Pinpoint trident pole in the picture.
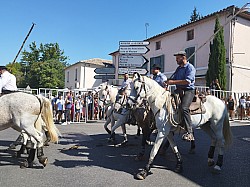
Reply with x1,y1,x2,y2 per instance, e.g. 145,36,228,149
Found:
12,23,36,63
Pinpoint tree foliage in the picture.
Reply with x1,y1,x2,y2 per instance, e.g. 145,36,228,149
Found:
190,7,202,22
206,16,227,90
8,42,68,89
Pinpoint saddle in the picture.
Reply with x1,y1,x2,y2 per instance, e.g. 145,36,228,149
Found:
189,94,206,115
172,93,206,116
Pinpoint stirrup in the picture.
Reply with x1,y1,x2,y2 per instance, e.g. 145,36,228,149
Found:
182,133,195,141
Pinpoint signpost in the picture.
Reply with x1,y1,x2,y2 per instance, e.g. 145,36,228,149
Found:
119,41,149,46
119,55,148,67
94,66,115,81
94,74,115,79
118,68,148,75
118,40,150,76
94,67,115,74
119,46,149,54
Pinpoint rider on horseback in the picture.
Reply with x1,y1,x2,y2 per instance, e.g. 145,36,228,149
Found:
119,73,132,95
0,65,18,95
151,64,168,89
166,51,196,141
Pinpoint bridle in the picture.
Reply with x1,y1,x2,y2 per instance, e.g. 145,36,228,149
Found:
128,78,147,105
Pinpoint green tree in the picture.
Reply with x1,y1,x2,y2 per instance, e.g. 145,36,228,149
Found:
19,42,68,88
206,16,227,90
190,7,202,22
6,62,25,87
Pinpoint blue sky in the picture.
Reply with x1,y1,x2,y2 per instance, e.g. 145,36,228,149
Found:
0,0,248,66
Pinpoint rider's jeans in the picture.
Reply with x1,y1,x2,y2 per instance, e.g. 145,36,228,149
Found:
180,89,195,133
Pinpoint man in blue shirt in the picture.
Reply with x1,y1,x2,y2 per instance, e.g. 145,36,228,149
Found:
166,51,196,141
152,64,168,89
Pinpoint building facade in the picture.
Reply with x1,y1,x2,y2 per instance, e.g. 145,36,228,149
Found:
64,58,112,90
110,6,250,92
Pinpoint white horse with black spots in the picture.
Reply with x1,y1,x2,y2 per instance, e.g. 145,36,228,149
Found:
128,73,232,180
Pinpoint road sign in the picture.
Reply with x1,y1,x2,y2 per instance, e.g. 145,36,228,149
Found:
119,46,149,54
119,41,150,46
94,67,115,74
94,74,115,79
119,55,148,67
118,68,148,75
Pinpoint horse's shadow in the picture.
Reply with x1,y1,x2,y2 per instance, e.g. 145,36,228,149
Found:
0,140,22,166
53,133,177,176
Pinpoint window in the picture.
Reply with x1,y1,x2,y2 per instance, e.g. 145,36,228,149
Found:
185,47,196,66
150,55,165,72
75,68,78,81
187,29,194,41
155,41,161,50
67,71,69,82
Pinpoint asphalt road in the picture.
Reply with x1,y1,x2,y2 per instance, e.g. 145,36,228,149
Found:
0,120,250,187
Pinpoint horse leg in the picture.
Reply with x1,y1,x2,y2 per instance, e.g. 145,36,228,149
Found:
136,126,141,137
212,123,225,173
166,132,183,173
9,133,23,150
121,123,128,145
136,130,166,180
37,147,48,167
135,125,150,161
104,111,112,134
200,122,217,167
189,131,196,154
20,148,36,168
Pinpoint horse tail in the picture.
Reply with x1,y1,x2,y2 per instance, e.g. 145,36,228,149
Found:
39,96,60,143
223,110,233,148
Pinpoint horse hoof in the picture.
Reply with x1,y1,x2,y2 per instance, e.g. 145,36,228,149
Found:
136,169,147,180
39,157,48,167
211,165,221,174
20,160,32,169
188,148,195,154
174,163,183,173
208,158,215,167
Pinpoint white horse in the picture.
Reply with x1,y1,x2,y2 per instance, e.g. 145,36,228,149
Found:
128,73,233,179
0,92,60,168
95,83,139,145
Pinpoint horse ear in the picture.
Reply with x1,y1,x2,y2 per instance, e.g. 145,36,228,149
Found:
133,72,141,81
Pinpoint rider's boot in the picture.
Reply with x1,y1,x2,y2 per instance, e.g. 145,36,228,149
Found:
182,123,195,141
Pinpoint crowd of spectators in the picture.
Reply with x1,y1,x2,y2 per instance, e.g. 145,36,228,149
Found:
51,90,104,125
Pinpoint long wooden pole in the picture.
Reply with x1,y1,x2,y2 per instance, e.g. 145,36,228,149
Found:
12,23,36,63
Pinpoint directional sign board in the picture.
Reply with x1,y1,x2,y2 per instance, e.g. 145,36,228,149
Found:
118,68,148,75
94,67,115,74
119,55,148,67
94,74,115,79
119,41,150,46
119,46,149,54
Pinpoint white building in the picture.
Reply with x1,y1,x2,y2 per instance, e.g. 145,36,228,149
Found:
110,5,250,92
64,58,112,89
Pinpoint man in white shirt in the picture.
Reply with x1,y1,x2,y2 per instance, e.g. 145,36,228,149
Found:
0,66,18,94
119,73,132,95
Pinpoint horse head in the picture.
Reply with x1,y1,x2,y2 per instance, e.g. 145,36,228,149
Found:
114,93,127,113
128,73,147,106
